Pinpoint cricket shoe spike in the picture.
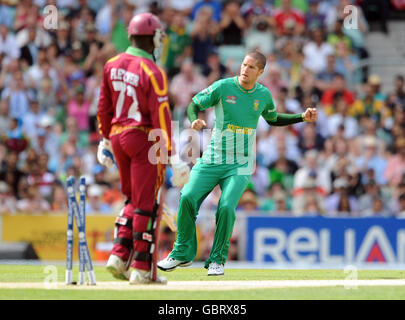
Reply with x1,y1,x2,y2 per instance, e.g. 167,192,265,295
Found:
207,262,224,276
129,269,167,284
157,256,192,272
106,254,130,280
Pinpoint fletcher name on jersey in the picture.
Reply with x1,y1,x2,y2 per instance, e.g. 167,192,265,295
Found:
97,45,172,153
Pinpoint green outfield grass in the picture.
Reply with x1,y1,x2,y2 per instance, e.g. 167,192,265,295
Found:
0,265,404,300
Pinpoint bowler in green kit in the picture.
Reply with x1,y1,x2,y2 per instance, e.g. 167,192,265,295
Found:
158,51,317,276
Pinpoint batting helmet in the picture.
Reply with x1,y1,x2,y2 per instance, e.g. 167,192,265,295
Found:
128,12,164,49
128,12,163,36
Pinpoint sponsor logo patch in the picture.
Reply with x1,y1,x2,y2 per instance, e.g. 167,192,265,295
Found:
226,96,237,104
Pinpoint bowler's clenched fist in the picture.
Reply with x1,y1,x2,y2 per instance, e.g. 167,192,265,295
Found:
303,108,317,122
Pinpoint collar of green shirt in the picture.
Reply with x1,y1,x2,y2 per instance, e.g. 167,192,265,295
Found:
234,76,258,94
125,46,154,61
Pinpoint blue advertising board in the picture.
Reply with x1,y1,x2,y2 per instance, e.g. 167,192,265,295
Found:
246,217,405,263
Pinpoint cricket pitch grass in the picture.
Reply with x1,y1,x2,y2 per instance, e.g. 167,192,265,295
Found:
0,265,405,300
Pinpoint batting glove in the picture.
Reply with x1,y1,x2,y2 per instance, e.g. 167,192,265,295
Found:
97,138,115,168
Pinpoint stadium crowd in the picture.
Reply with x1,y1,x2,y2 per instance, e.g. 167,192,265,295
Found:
0,0,404,225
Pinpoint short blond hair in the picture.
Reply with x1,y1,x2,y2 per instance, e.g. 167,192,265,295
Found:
246,50,266,70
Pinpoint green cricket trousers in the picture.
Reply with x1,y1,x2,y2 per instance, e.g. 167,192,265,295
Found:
169,161,250,268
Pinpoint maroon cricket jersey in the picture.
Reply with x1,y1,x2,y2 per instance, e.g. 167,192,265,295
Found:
97,46,172,153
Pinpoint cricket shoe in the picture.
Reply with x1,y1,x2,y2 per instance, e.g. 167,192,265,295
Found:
207,262,224,276
157,256,192,272
129,269,167,285
106,254,130,280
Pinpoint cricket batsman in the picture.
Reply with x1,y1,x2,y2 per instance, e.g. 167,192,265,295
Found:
158,51,317,276
97,12,189,284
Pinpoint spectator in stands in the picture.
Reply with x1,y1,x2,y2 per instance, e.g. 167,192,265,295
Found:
355,135,387,185
325,177,358,216
260,182,291,213
387,104,405,149
191,0,222,22
297,122,325,154
26,159,55,200
0,180,16,214
286,48,305,91
294,69,322,107
303,27,334,75
314,53,338,93
0,2,13,30
326,137,356,180
102,174,125,213
16,185,50,213
294,149,331,194
93,164,111,189
80,24,103,63
358,180,388,216
397,194,405,218
368,74,387,102
54,20,72,56
1,71,33,122
390,75,405,108
273,0,305,36
247,165,268,201
95,0,117,37
109,2,133,53
275,87,302,114
161,12,192,78
166,0,195,16
245,17,275,57
67,85,91,132
305,0,325,31
85,184,111,214
169,59,207,111
237,189,259,213
50,183,68,212
16,20,52,51
190,5,219,67
327,18,352,51
321,73,355,115
277,40,298,79
268,142,299,191
0,22,20,67
384,137,405,187
271,190,290,215
327,94,359,139
334,40,360,86
22,99,43,140
292,177,326,216
261,64,288,101
0,100,8,137
218,0,246,46
241,0,274,29
258,126,301,167
201,49,229,85
350,83,388,122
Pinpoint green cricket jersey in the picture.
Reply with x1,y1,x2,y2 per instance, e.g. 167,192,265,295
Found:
192,76,277,171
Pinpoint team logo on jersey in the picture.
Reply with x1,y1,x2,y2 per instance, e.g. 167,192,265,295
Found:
253,100,259,111
226,96,237,104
